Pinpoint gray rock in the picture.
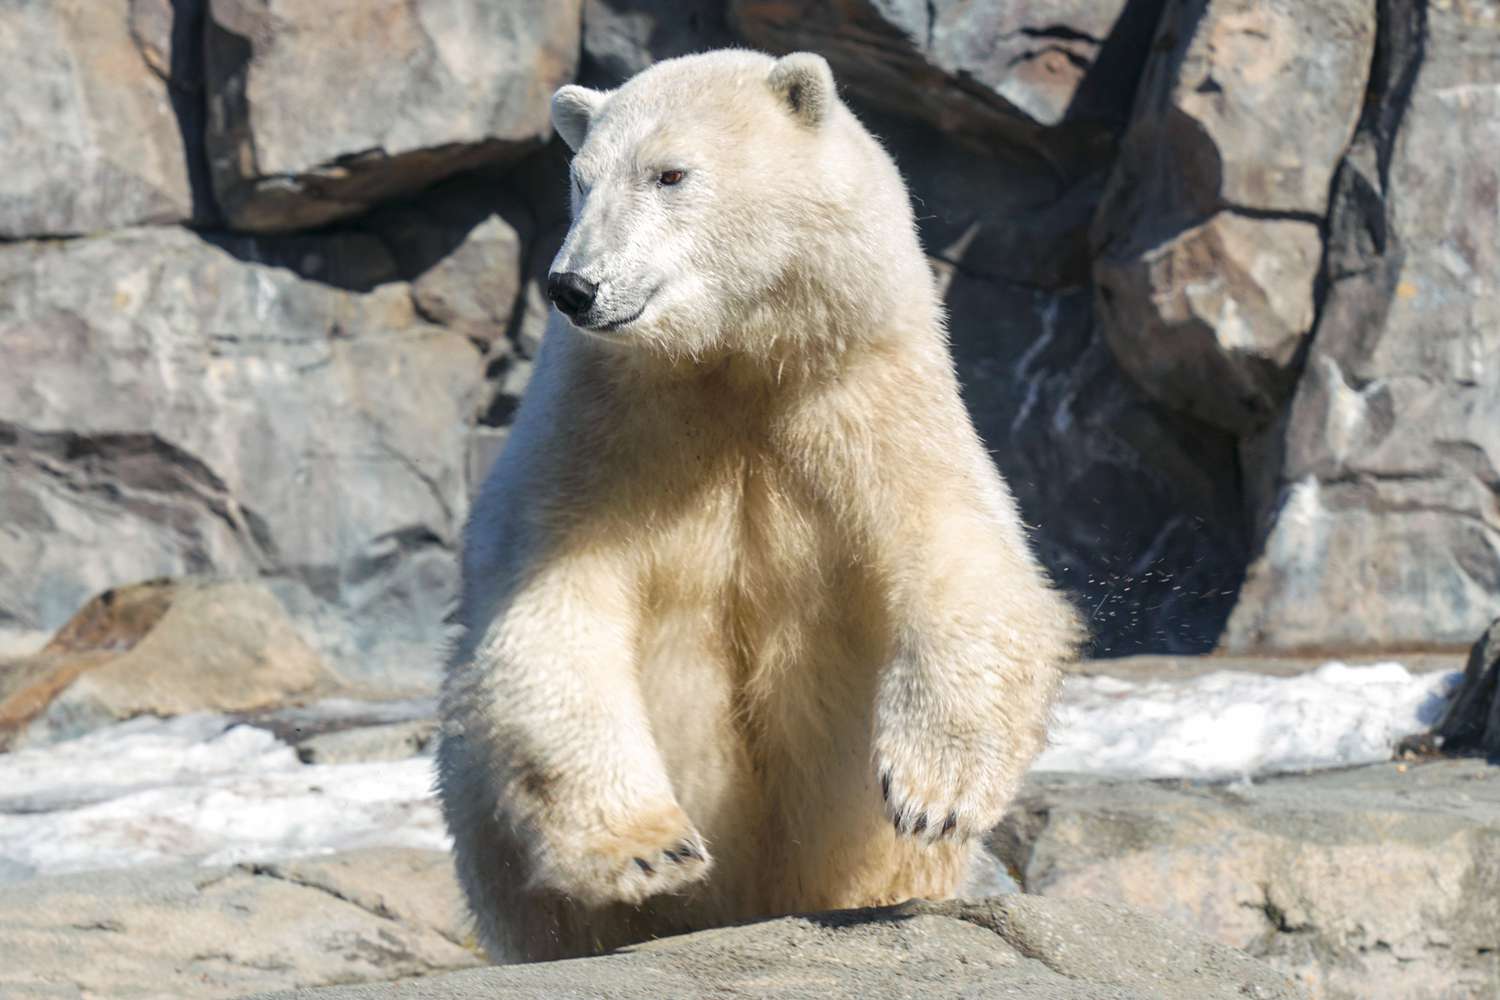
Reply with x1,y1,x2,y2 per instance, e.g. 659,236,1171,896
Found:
295,720,438,765
730,0,1164,170
0,0,205,237
247,895,1302,1000
203,0,582,231
0,227,484,688
0,849,480,1000
995,760,1500,1000
1223,0,1500,652
1436,618,1500,756
1091,0,1377,432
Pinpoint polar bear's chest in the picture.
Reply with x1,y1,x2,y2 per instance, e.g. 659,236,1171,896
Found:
637,450,877,679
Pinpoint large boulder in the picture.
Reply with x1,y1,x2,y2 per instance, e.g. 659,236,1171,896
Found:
995,760,1500,999
1223,0,1500,652
203,0,582,231
0,226,484,688
0,849,480,1000
1091,0,1377,433
0,0,206,237
247,895,1302,1000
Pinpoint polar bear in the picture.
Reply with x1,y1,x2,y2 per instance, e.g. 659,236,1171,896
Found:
436,49,1081,963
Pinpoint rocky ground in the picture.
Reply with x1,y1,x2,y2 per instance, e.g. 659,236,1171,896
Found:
2,634,1495,999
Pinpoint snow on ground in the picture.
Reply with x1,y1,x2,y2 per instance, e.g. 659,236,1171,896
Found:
1037,661,1461,780
0,714,446,883
0,662,1461,882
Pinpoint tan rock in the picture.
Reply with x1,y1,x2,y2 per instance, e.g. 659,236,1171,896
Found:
2,579,340,748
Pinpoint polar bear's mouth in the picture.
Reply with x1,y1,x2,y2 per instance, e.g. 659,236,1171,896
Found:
586,287,659,334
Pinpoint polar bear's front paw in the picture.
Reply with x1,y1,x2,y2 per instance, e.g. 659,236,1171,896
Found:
873,713,1022,844
531,802,712,907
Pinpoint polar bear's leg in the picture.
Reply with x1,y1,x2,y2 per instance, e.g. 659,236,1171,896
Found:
440,549,713,922
868,491,1075,844
634,609,761,921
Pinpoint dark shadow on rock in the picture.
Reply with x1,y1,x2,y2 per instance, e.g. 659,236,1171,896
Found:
580,0,742,89
164,0,219,225
1064,0,1170,134
942,265,1247,656
193,228,402,293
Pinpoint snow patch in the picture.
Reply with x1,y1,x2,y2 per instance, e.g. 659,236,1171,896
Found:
0,711,445,883
1037,661,1460,780
0,664,1462,881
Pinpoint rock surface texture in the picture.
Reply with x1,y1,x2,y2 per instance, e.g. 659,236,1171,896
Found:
1092,0,1377,433
995,760,1500,1000
0,849,481,1000
0,1,205,237
2,0,1496,671
244,895,1302,1000
1223,0,1500,652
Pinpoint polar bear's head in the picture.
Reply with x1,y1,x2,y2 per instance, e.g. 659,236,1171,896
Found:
545,50,927,362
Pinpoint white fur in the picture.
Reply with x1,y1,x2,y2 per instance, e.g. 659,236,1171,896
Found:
437,50,1082,963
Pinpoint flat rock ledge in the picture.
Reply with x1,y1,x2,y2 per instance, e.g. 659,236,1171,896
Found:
248,895,1303,1000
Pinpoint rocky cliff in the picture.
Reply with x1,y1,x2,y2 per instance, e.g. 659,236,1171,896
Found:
3,0,1494,685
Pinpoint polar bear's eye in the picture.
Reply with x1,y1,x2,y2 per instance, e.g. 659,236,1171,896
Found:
657,170,686,187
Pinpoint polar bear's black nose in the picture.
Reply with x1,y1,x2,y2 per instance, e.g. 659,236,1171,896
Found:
546,272,597,319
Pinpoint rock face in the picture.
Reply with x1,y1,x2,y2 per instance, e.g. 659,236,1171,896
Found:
246,895,1302,1000
0,579,338,749
0,0,204,237
0,849,480,1000
995,760,1500,1000
1,0,1495,670
1223,0,1500,652
0,227,483,686
1092,0,1377,433
203,0,581,231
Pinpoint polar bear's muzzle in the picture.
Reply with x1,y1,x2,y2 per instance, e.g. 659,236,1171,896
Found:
546,271,597,321
547,269,659,334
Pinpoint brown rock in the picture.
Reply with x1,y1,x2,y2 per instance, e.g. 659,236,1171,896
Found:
1,579,339,748
730,0,1161,168
0,226,484,688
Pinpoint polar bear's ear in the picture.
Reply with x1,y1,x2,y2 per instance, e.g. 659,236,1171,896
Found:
552,85,606,152
767,53,836,128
